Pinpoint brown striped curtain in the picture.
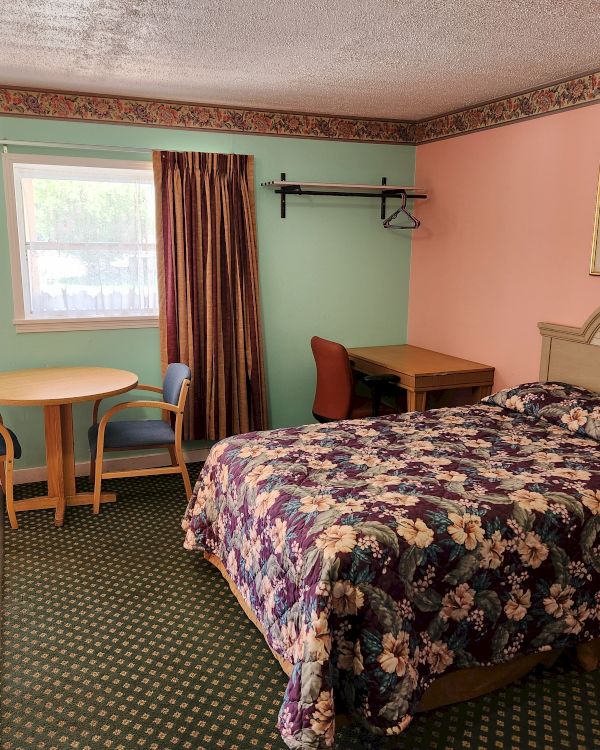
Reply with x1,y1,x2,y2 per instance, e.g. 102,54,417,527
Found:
153,151,269,440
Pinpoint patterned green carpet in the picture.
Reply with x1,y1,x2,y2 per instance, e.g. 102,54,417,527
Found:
1,464,599,750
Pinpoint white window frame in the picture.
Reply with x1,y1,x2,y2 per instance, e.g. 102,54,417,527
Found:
3,153,159,333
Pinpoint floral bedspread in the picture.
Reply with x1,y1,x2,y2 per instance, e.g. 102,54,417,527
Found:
183,388,600,749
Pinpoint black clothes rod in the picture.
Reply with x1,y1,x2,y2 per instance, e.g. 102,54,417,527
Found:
262,174,427,220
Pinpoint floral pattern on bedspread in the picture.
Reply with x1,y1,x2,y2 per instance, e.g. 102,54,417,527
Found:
182,403,600,749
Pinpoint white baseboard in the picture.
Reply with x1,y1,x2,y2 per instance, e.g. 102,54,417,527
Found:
13,448,210,485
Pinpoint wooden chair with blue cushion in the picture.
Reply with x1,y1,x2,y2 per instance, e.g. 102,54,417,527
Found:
88,363,193,513
0,414,21,529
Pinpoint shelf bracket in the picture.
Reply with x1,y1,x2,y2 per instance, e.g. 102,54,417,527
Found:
280,172,286,219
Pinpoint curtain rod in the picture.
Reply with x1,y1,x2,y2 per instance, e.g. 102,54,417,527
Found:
0,139,152,154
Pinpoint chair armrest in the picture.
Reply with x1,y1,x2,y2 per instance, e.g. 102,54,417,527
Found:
100,400,178,424
351,365,399,387
0,423,15,461
135,383,163,394
363,374,399,384
358,374,400,418
92,384,164,425
92,398,103,426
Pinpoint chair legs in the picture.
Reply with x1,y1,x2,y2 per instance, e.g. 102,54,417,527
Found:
92,446,104,514
174,442,193,499
90,444,192,513
1,457,18,530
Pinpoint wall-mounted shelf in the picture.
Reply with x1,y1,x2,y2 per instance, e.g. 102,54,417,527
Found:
262,173,427,221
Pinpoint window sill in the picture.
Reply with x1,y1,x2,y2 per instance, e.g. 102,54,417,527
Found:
14,316,159,333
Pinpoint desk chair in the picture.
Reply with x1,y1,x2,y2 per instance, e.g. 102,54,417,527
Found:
88,363,193,513
0,414,21,529
311,336,399,422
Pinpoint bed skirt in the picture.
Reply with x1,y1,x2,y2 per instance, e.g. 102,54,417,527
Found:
204,551,600,715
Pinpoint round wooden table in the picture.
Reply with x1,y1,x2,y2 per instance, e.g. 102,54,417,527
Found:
0,367,138,527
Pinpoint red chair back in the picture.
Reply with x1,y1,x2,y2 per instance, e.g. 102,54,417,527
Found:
311,336,354,421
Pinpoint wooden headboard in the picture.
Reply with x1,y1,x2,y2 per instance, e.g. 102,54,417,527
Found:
539,307,600,393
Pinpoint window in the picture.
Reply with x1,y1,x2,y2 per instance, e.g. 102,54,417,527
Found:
4,154,158,332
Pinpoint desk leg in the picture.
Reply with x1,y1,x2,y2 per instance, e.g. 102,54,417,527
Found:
473,385,492,402
407,391,427,412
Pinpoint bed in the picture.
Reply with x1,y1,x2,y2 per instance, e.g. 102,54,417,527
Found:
183,310,600,750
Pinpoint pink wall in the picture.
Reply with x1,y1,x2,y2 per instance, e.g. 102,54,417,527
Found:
409,104,600,391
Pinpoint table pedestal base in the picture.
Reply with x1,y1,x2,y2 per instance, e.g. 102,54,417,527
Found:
14,403,120,527
13,493,117,526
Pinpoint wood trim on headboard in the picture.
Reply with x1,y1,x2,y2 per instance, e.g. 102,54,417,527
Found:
539,307,600,345
539,307,600,391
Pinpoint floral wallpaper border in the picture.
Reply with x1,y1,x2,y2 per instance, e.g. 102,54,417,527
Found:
0,87,414,144
0,71,598,145
415,71,600,143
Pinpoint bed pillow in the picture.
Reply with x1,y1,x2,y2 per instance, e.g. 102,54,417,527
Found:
483,381,600,441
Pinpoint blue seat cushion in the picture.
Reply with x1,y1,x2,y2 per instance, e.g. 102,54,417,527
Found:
88,420,176,455
0,428,22,460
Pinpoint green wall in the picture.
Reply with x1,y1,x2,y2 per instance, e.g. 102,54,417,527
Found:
0,117,415,469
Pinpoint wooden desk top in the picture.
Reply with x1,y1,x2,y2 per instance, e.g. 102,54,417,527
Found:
348,345,494,377
0,367,138,406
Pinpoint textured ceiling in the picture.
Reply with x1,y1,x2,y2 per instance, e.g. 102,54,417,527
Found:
0,0,599,120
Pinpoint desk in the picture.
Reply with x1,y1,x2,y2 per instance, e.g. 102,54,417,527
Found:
347,345,494,412
0,367,138,527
